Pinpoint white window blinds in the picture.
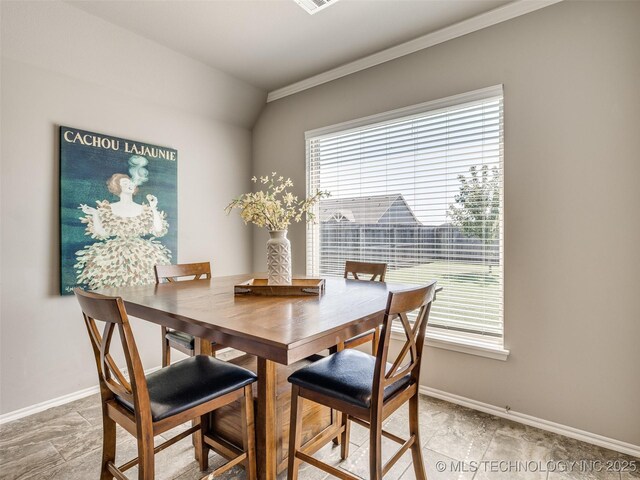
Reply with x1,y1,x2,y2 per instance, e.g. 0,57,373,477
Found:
306,86,504,340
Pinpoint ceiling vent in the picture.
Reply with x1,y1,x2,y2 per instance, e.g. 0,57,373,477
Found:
294,0,341,15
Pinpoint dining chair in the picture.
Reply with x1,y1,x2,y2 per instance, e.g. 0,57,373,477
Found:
339,261,388,354
74,288,257,480
286,281,437,480
154,262,222,366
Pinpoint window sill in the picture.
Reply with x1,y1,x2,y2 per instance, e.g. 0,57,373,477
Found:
390,328,510,361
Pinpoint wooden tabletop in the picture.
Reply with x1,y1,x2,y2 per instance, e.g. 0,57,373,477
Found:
98,273,416,365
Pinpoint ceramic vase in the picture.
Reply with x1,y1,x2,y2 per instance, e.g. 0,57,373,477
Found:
267,230,292,285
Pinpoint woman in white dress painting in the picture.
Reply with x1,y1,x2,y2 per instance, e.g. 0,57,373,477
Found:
74,155,172,290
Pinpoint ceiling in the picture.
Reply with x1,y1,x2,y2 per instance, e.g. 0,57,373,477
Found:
68,0,512,92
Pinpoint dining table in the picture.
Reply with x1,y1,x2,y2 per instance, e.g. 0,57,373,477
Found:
98,273,427,480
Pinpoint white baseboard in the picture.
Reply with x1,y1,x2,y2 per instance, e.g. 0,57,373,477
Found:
0,366,161,425
420,386,640,458
0,384,101,425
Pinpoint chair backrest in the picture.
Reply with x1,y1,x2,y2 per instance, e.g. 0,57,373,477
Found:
74,289,150,413
371,281,437,411
343,261,387,282
154,262,211,284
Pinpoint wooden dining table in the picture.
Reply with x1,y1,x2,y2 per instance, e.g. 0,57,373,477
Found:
98,273,421,480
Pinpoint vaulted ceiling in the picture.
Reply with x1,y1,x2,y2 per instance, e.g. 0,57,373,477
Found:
67,0,511,92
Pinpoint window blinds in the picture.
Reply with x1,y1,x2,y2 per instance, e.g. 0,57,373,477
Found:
306,86,504,340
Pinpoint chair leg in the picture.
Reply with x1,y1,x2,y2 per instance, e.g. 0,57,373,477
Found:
332,409,343,446
241,385,257,480
196,414,209,471
340,413,350,460
161,326,170,367
100,414,116,480
287,385,304,480
137,431,155,480
331,341,344,446
409,394,427,480
369,416,383,480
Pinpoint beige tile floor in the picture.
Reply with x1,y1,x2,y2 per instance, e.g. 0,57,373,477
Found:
0,392,637,480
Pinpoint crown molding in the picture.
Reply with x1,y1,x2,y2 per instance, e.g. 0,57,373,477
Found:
267,0,563,102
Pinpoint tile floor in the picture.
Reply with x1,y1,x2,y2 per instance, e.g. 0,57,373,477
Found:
0,392,637,480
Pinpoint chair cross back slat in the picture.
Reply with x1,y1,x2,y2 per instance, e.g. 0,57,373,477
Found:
373,282,436,406
155,262,211,283
101,321,134,400
84,317,128,392
76,290,141,403
383,310,423,386
343,261,387,283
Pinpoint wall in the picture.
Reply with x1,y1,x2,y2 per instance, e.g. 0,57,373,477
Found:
252,1,640,445
0,1,265,414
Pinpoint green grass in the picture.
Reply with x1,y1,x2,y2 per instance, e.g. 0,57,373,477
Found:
385,261,503,335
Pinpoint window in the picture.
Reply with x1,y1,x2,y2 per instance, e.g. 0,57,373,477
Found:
306,86,506,356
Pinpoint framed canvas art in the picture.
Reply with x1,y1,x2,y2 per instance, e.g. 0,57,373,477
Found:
60,126,178,295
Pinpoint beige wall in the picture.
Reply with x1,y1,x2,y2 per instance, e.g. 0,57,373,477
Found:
252,1,640,445
0,1,265,414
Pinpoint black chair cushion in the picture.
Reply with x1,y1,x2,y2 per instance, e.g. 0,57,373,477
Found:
166,330,195,350
288,349,411,409
117,355,257,421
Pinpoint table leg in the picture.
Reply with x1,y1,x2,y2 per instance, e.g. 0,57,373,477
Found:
257,358,277,480
193,337,214,462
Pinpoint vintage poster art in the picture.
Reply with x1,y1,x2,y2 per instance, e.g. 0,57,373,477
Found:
60,126,178,295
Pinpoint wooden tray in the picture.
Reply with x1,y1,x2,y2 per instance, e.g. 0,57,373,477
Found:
234,278,325,296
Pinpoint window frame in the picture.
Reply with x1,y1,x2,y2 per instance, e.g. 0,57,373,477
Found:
305,85,509,361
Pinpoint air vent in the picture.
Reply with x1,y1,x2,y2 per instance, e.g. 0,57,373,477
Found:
294,0,340,15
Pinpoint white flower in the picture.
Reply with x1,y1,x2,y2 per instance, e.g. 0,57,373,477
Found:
225,172,330,231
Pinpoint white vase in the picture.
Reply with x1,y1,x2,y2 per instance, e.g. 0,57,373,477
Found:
266,230,292,285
